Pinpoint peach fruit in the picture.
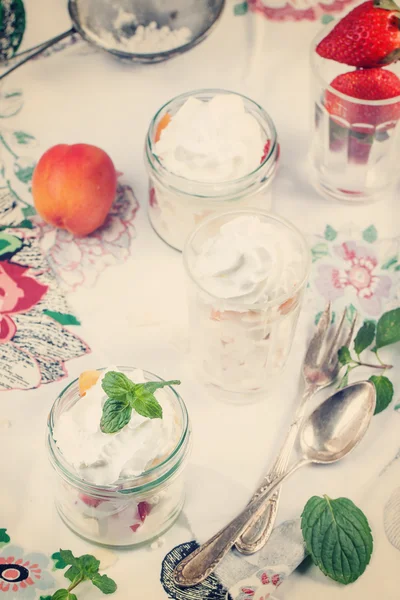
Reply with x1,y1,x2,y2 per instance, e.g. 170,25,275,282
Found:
79,370,100,397
155,113,171,142
32,143,117,236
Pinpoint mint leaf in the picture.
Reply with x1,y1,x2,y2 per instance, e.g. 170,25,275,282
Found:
91,573,118,594
132,387,163,419
354,320,376,356
78,554,100,577
369,375,394,414
338,346,352,366
139,380,181,395
64,566,81,583
59,550,78,567
301,495,373,584
102,371,135,398
100,398,132,434
52,591,77,600
375,308,400,349
43,311,81,326
51,551,67,570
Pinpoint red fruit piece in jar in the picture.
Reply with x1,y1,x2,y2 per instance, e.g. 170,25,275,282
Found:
325,68,400,129
79,493,103,508
130,523,141,533
138,501,151,522
316,0,400,68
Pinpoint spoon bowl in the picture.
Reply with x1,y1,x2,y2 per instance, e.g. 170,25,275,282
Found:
301,381,376,463
173,381,376,588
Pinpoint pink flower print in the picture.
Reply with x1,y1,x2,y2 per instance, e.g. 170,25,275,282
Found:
315,241,391,316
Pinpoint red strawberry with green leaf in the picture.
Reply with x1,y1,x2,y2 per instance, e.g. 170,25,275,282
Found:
316,0,400,68
325,68,400,128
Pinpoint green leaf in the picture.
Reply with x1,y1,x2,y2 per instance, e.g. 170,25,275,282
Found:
369,375,394,415
51,551,67,570
64,566,81,583
14,158,35,184
78,554,100,578
0,90,23,118
375,308,400,349
301,495,373,585
131,389,163,420
324,225,337,241
0,232,22,256
311,242,329,262
234,1,248,15
321,13,335,23
59,549,78,567
338,366,350,389
40,596,53,600
101,371,135,398
345,304,357,323
338,346,352,366
139,380,181,395
52,590,77,600
381,256,398,270
362,225,377,243
0,529,10,544
22,205,36,217
100,398,132,434
43,310,81,326
13,131,35,145
91,573,118,594
354,321,376,356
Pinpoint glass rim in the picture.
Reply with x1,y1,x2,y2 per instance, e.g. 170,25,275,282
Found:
146,88,278,188
310,27,400,107
47,366,190,494
182,208,311,311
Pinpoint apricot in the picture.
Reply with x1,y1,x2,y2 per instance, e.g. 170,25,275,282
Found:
79,370,100,397
155,112,171,142
32,143,117,236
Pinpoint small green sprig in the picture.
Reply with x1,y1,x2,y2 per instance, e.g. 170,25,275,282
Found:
301,495,373,585
338,308,400,414
100,371,181,434
51,549,117,599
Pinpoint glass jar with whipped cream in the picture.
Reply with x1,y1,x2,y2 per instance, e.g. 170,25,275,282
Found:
145,89,279,251
47,367,191,547
183,210,311,398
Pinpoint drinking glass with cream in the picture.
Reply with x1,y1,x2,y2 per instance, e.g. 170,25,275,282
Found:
183,210,311,398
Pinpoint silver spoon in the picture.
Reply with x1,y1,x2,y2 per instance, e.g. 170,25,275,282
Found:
173,381,376,588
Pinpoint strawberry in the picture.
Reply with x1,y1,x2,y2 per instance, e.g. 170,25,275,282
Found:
325,68,400,128
137,501,151,522
316,0,400,68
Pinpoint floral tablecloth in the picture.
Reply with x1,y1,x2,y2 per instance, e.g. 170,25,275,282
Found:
1,1,399,599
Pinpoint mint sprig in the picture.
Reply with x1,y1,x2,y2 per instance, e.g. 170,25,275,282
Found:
301,495,373,585
337,308,398,414
100,371,180,434
51,549,117,599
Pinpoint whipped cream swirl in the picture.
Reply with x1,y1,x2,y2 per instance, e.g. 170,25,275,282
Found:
53,368,178,486
192,216,301,304
155,95,265,182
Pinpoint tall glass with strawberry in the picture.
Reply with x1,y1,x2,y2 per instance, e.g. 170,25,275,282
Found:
310,0,400,203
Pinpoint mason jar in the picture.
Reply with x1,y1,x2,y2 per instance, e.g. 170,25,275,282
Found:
47,367,191,547
145,89,279,251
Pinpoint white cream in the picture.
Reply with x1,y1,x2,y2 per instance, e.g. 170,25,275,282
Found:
192,216,301,304
53,368,178,486
155,95,265,182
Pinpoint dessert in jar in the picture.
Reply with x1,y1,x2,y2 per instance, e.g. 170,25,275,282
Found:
145,89,279,251
183,210,311,397
47,367,190,547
